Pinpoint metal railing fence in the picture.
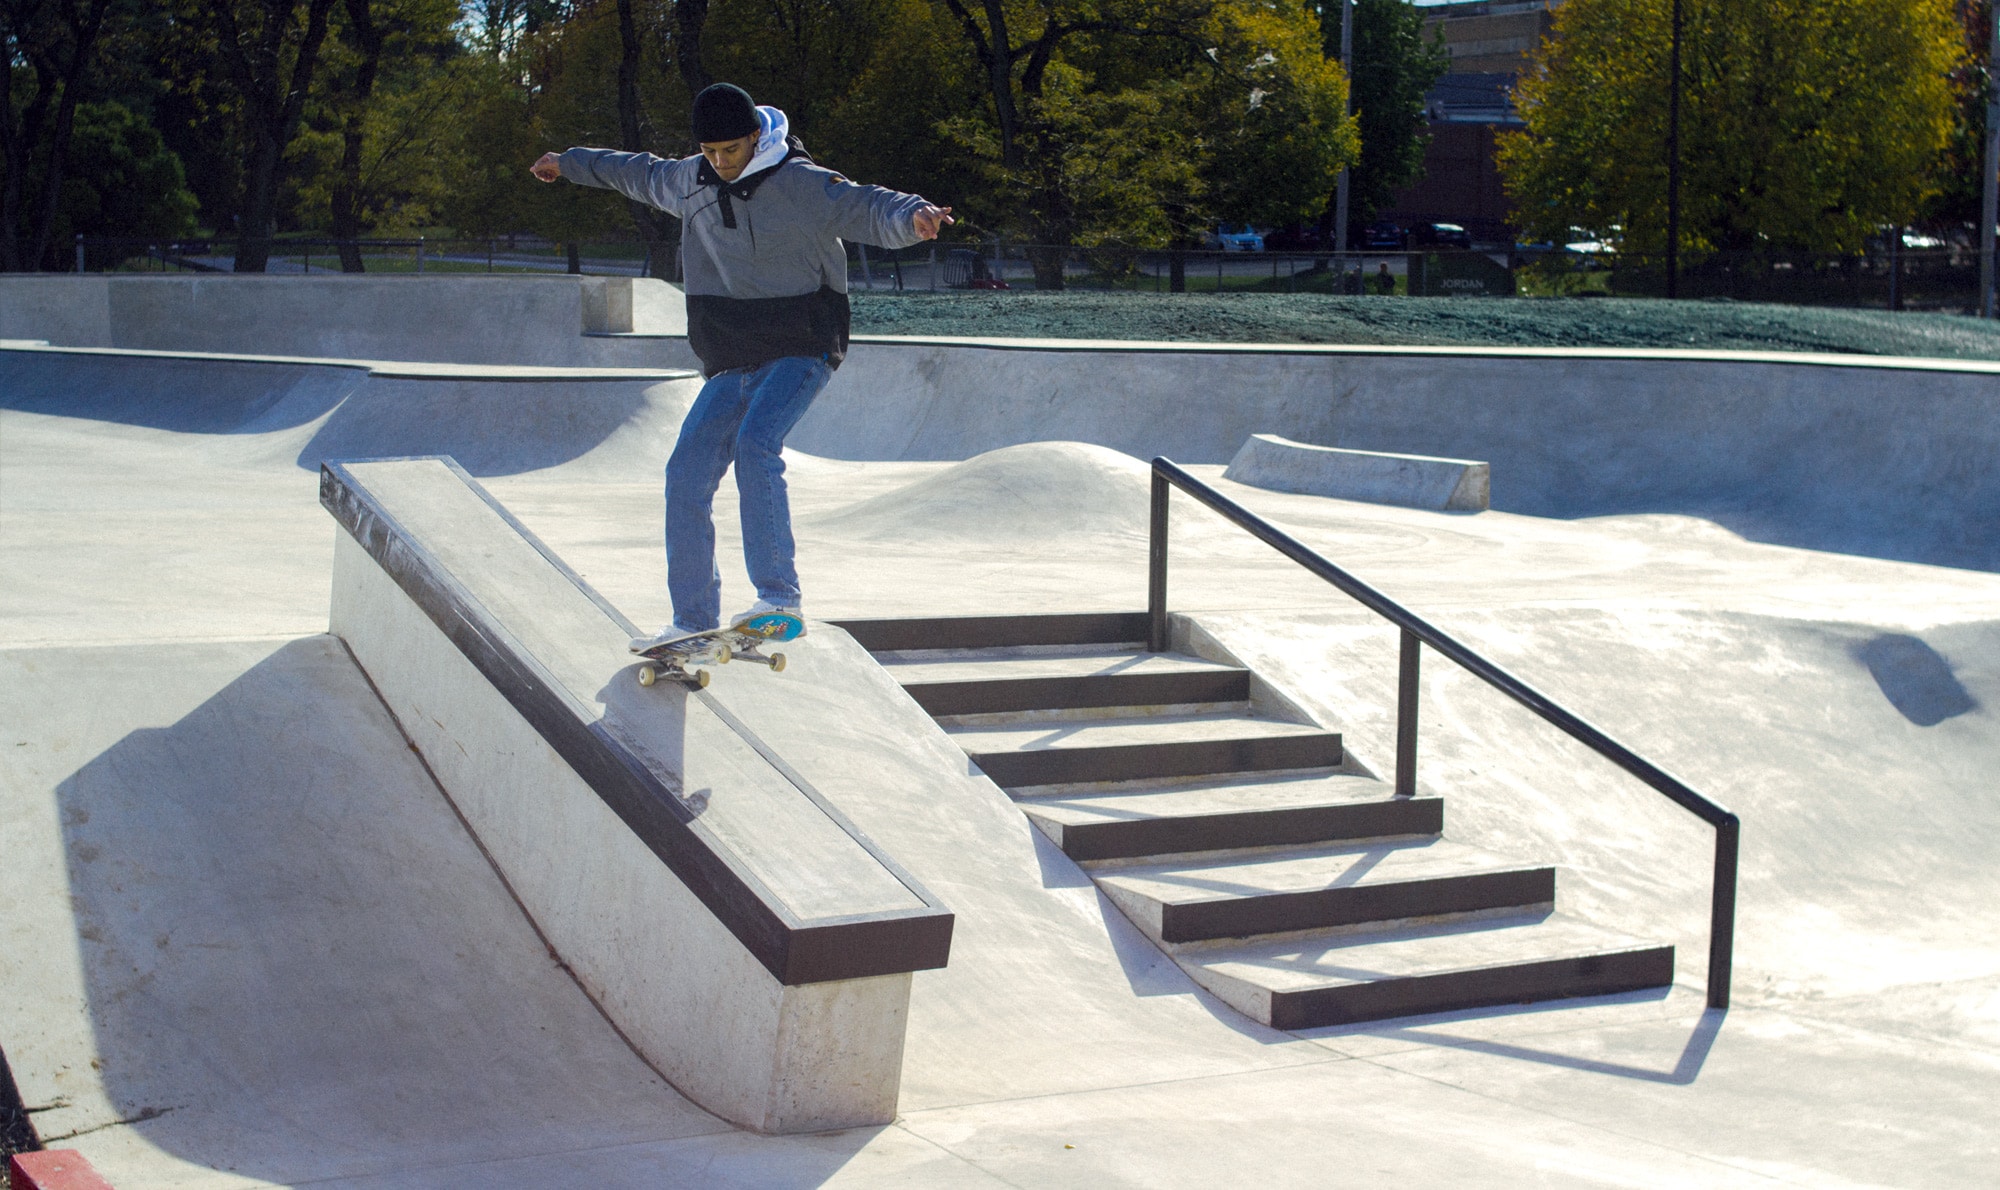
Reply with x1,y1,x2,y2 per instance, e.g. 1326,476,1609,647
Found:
69,234,1981,312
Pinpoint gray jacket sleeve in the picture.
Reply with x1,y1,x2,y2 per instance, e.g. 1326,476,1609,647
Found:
810,168,931,248
557,148,690,216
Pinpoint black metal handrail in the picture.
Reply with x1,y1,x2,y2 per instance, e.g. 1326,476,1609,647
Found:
1147,456,1738,1010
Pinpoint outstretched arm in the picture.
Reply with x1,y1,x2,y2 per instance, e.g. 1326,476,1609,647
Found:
817,169,955,249
529,148,690,216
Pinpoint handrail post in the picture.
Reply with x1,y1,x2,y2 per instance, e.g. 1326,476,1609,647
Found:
1396,629,1420,797
1148,466,1170,652
1708,816,1739,1009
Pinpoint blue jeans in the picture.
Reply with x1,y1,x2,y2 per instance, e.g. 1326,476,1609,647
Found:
665,354,833,633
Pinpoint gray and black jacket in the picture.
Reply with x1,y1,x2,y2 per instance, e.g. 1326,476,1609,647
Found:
559,126,931,376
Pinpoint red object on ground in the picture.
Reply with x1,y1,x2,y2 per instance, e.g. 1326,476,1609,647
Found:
8,1151,116,1190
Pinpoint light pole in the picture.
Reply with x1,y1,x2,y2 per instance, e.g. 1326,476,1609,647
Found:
1666,0,1682,299
1333,0,1354,271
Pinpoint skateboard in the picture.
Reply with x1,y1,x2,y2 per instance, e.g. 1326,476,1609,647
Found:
632,612,804,688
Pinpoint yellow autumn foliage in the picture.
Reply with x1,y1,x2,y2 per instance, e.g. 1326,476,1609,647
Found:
1498,0,1965,255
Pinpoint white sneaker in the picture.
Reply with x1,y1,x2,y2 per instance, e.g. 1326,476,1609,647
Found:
730,600,806,640
630,624,707,654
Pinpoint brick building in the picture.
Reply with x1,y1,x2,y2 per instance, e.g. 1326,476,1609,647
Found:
1376,0,1559,245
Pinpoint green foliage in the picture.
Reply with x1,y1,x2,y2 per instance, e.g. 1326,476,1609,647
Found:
1920,0,1988,227
37,0,1358,258
44,100,199,244
927,0,1356,263
1500,0,1965,255
1335,0,1448,225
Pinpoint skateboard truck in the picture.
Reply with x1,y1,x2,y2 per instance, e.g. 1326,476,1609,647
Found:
632,613,800,688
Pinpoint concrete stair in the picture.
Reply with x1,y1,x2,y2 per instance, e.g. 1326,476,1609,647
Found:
835,613,1675,1028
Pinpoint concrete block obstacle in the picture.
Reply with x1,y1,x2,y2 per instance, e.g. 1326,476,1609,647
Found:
320,456,952,1133
1223,432,1491,511
0,275,696,369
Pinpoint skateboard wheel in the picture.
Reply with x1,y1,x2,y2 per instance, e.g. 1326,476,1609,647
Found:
694,668,711,689
716,644,733,664
638,665,657,687
769,653,786,673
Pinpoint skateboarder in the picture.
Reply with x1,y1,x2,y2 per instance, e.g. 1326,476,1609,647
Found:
530,82,952,662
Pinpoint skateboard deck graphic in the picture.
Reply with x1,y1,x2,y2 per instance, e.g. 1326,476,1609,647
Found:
632,612,803,688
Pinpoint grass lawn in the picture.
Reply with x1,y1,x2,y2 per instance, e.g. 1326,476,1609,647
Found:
849,290,2000,360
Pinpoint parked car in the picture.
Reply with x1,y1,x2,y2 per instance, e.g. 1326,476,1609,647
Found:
1351,220,1407,251
1209,223,1265,252
1408,222,1473,249
1263,224,1325,252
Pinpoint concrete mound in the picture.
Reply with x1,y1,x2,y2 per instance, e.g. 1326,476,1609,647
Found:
804,441,1156,541
294,374,700,478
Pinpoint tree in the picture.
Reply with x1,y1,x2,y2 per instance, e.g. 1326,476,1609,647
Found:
1921,0,1989,228
615,0,679,277
1328,0,1446,233
1499,0,1965,257
188,0,340,271
928,0,1356,287
50,100,199,263
1,0,114,270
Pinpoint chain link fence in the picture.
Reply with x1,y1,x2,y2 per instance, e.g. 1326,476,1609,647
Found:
70,235,1983,314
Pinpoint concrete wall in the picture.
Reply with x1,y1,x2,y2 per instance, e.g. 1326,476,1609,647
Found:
809,338,2000,570
0,275,695,369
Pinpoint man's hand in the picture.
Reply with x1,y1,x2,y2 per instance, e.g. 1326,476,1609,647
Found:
530,152,563,182
913,204,954,240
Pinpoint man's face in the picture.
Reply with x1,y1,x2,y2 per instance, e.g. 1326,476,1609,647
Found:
700,135,757,182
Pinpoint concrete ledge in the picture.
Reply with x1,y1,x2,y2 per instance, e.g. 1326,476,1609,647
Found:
1223,433,1490,511
321,456,951,1132
8,1151,116,1190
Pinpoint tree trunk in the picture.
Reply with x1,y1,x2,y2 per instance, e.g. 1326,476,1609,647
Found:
1026,244,1066,290
26,0,110,270
618,0,677,281
0,35,31,272
331,0,383,273
219,0,338,273
0,0,110,271
674,0,711,96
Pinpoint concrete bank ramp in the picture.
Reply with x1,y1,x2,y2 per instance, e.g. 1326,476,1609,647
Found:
0,637,731,1184
0,345,700,478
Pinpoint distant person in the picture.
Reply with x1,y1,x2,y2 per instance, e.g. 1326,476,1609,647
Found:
530,83,952,659
1373,262,1396,296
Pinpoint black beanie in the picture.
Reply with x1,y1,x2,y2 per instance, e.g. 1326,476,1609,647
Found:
691,84,758,143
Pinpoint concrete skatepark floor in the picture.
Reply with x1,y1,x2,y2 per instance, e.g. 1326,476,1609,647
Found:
4,344,2000,1186
850,291,2000,359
